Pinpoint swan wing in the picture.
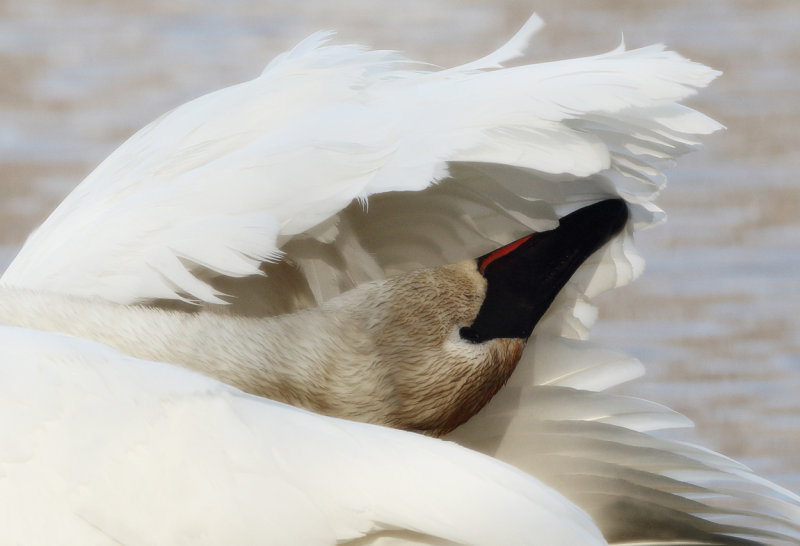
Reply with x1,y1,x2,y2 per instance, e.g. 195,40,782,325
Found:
1,14,720,310
448,336,800,544
0,324,606,546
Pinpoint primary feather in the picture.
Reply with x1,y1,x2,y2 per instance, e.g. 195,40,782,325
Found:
1,14,720,309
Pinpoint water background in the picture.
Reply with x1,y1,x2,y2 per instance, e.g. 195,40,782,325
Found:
1,1,798,492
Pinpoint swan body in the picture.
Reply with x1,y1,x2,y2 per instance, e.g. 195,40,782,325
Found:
3,13,800,545
0,325,605,546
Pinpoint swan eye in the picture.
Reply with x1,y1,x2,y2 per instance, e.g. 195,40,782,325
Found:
459,326,484,344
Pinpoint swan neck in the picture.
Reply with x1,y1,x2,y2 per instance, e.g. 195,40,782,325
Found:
0,286,392,425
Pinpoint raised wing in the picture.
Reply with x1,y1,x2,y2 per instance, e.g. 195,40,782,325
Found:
1,14,720,311
0,325,605,546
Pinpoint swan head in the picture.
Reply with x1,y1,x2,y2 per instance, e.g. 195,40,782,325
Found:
0,199,628,438
355,198,629,435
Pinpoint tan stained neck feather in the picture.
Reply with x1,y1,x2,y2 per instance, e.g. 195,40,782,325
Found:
0,261,524,436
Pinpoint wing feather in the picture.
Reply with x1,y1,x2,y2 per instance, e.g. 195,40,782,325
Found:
447,337,800,544
2,14,720,308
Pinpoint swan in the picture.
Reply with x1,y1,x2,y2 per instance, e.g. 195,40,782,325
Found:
2,13,799,544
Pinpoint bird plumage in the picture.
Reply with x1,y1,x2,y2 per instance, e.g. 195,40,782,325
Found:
2,13,798,545
0,325,605,546
2,14,719,309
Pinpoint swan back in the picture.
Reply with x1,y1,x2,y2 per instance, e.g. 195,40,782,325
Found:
0,325,606,546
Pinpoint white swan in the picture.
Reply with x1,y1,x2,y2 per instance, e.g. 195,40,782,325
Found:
2,14,799,545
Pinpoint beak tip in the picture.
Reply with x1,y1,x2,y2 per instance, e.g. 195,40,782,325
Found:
590,198,629,231
605,198,630,227
465,197,631,343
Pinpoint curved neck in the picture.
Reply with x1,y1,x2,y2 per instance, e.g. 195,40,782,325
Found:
1,263,525,438
0,286,394,425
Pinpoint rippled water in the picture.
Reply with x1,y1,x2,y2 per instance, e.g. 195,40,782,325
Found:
1,1,798,492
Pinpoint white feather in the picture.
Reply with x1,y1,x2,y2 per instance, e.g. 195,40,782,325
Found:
0,325,605,546
3,13,798,545
2,14,721,308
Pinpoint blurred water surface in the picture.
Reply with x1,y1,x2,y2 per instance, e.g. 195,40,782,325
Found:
1,1,798,492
